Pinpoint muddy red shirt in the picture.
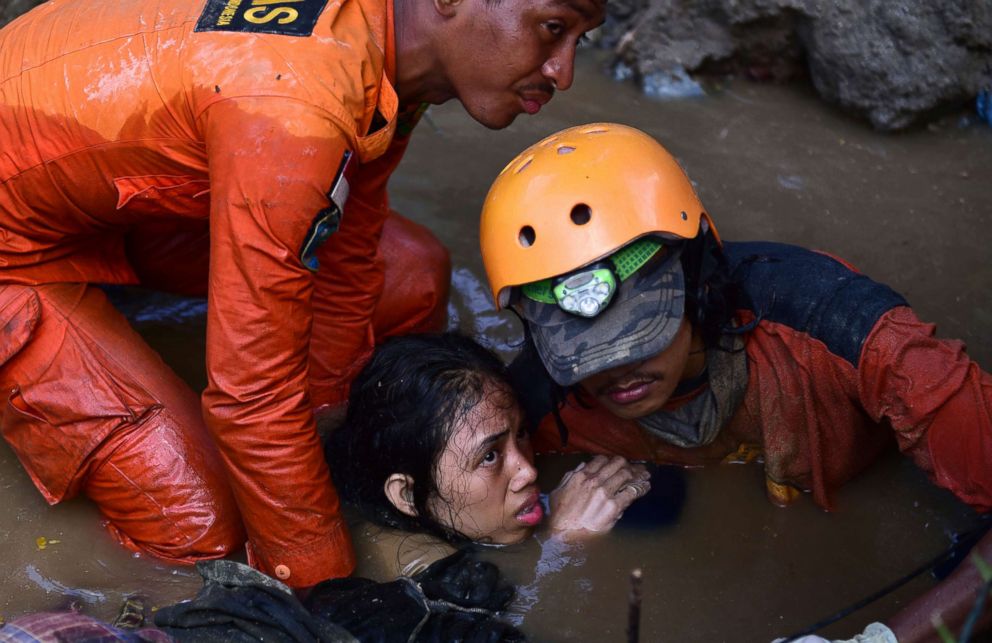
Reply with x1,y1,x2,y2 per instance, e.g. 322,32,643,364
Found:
525,242,992,512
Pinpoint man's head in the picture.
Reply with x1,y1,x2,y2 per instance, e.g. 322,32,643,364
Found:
480,123,725,418
413,0,606,129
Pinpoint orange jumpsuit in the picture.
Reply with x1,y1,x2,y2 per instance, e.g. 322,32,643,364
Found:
0,0,449,587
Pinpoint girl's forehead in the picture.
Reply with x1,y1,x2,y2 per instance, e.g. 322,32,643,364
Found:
446,387,521,447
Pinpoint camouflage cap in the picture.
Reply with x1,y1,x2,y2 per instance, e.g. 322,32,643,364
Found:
517,247,686,386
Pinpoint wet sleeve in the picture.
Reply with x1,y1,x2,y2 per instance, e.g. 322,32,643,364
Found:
307,132,413,409
858,306,992,512
199,96,356,586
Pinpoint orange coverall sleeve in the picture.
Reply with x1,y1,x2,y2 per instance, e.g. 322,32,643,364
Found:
199,96,356,587
308,131,414,408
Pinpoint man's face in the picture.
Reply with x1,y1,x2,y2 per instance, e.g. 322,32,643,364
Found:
440,0,606,129
577,318,695,420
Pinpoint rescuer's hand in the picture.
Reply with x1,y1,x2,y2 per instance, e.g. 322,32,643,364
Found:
547,455,650,538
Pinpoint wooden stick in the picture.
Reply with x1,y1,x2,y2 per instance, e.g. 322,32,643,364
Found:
627,568,643,643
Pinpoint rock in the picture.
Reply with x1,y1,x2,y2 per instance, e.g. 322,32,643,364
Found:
604,0,807,86
799,1,992,130
601,0,992,131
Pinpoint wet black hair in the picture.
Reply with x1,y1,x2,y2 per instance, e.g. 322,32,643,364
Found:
509,222,748,444
679,220,746,350
325,332,515,543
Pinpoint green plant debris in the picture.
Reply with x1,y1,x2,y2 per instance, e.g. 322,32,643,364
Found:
971,553,992,584
931,613,958,643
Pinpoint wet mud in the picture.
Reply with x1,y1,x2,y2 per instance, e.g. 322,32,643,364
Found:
2,50,991,640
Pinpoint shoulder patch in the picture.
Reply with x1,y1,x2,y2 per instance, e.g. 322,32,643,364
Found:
195,0,329,37
300,150,352,272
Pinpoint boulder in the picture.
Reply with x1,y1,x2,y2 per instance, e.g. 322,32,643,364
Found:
600,0,992,130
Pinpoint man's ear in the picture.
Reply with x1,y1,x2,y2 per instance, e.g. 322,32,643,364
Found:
433,0,463,18
384,473,418,518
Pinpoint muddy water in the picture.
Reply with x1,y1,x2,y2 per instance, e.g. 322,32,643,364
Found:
2,49,991,641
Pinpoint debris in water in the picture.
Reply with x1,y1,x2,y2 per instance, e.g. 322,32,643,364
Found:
113,595,148,629
641,67,704,100
35,536,61,550
627,568,642,643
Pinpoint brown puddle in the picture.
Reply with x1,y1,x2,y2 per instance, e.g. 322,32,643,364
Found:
2,50,991,640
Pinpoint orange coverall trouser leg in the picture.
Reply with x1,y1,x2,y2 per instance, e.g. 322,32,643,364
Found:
0,213,450,563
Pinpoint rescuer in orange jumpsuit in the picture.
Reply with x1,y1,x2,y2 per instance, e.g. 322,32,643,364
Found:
0,0,606,588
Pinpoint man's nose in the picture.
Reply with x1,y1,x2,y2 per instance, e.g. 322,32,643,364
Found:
541,44,576,92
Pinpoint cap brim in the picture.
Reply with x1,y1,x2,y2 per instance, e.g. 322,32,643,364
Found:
517,248,686,386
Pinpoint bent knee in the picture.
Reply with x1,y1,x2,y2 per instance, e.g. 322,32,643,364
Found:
106,508,246,564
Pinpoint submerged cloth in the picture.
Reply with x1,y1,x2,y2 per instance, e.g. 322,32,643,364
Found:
0,612,170,643
155,560,355,642
155,556,523,643
521,241,992,512
0,0,450,585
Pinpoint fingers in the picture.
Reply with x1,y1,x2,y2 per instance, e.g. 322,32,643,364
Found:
583,456,647,496
580,454,626,479
613,479,651,510
549,457,655,538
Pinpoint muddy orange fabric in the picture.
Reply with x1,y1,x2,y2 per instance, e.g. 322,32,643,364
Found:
0,282,246,560
531,244,992,513
0,0,439,587
0,216,447,568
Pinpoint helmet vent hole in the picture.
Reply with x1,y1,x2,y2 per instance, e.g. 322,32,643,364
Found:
557,145,576,155
681,211,688,221
580,126,608,135
519,226,536,247
570,204,592,226
514,157,533,175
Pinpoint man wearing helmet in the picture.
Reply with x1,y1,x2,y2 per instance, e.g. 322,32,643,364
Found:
481,123,992,641
0,0,606,589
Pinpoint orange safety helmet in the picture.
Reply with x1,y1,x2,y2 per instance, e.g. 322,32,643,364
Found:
480,123,718,309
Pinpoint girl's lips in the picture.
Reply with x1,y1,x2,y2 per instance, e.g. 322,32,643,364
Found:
606,381,653,405
515,494,544,526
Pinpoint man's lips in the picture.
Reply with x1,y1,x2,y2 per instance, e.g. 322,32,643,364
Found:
515,491,544,526
603,378,656,405
520,92,552,115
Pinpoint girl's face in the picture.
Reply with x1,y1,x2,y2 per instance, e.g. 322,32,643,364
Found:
428,384,542,544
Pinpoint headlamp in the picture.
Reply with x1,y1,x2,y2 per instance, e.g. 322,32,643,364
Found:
520,237,668,318
552,264,616,317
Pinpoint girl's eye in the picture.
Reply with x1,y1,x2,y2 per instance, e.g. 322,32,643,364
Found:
482,450,499,466
516,426,529,441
